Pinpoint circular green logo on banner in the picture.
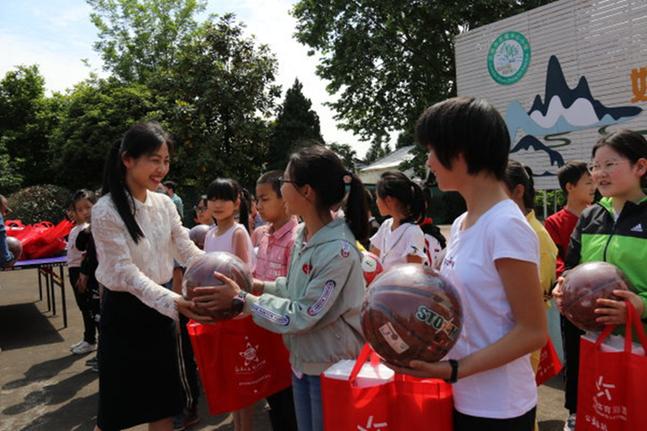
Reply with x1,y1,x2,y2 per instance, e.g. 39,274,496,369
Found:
487,31,531,85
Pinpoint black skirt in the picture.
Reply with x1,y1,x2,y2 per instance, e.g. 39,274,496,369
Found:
97,288,183,431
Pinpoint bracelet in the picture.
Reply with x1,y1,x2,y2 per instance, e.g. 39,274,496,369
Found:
445,359,459,384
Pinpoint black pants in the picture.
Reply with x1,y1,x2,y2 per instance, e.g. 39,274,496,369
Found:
69,267,96,344
454,407,536,431
177,314,200,411
267,387,298,431
561,315,584,414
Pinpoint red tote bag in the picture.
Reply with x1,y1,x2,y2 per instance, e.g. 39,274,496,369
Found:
535,338,562,386
187,316,292,415
322,344,453,431
576,302,647,431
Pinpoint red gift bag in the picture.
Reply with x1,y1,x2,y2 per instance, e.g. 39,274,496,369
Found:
187,315,292,415
21,220,73,259
576,302,647,431
536,338,562,386
322,344,453,431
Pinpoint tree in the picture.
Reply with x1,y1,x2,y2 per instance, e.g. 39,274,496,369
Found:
292,0,554,144
364,137,392,164
88,0,206,85
328,142,357,172
168,15,280,190
0,65,62,186
0,140,23,192
267,78,324,170
50,78,162,190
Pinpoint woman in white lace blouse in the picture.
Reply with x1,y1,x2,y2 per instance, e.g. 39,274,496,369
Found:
92,122,209,431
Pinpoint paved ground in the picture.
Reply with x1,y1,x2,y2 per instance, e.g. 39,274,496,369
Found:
0,265,568,431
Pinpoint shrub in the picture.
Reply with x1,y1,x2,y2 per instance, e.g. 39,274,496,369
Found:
7,184,71,224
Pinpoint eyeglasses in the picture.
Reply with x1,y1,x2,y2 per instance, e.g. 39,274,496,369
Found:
587,160,625,174
194,206,208,213
278,176,296,184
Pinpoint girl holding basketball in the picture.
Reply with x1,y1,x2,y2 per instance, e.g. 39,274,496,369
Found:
92,123,208,431
194,145,368,431
369,171,428,270
393,97,547,431
552,129,647,431
202,177,255,431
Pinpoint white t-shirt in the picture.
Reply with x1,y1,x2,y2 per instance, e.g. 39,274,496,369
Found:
370,218,427,271
441,199,539,419
66,223,89,268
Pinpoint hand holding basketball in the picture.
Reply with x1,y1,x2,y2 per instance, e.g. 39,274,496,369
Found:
552,276,565,313
594,290,645,325
386,359,453,380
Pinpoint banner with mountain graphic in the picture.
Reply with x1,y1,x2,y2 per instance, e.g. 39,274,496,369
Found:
455,0,647,190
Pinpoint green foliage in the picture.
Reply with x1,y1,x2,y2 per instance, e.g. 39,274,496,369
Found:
0,65,62,185
364,137,392,164
267,78,324,171
88,0,206,84
7,184,72,224
534,189,566,218
292,0,554,152
328,142,356,172
168,15,280,190
0,140,24,192
50,78,163,190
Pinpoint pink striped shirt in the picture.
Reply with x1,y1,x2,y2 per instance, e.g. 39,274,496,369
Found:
253,217,299,282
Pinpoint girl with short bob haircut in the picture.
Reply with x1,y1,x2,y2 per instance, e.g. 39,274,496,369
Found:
399,97,547,431
92,122,207,431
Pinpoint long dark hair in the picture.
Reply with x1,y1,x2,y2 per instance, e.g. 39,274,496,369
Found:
206,178,250,233
287,145,369,242
503,160,536,212
376,171,425,224
101,122,173,243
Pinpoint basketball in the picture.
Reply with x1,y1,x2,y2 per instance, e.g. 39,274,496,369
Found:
182,252,253,320
361,251,383,286
6,237,22,263
562,261,631,331
361,264,462,366
189,224,211,249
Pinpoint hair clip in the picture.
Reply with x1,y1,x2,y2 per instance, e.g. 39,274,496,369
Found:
342,175,352,184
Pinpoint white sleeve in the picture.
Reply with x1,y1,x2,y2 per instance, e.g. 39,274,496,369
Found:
403,225,427,260
490,214,539,265
92,203,181,320
370,219,387,251
167,198,203,267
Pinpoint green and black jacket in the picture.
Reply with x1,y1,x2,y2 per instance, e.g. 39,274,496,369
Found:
565,196,647,319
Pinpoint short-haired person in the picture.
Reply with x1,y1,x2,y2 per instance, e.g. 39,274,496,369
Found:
164,180,184,221
393,97,547,431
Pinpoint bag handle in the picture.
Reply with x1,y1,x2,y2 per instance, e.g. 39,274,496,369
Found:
625,301,647,354
349,344,381,387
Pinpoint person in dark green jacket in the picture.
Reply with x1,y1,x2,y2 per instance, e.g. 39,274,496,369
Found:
553,128,647,431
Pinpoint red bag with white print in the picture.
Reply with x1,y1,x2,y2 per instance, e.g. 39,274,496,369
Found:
536,338,562,386
576,302,647,431
187,315,292,415
322,344,453,431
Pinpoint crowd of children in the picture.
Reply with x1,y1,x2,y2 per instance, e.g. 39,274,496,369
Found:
50,96,646,431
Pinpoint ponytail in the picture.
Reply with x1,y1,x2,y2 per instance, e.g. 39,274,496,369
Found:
101,122,172,243
344,173,369,243
239,187,251,234
504,159,536,213
376,171,426,224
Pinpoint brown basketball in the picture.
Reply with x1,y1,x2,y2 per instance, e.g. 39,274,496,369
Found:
361,264,462,366
6,237,22,263
562,261,631,331
182,252,253,320
189,224,211,249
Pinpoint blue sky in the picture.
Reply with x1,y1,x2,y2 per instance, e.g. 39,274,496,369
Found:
0,0,371,156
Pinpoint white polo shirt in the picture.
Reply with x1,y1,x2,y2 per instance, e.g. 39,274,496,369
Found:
370,218,427,271
442,199,539,419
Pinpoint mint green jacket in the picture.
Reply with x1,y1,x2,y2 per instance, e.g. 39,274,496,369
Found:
245,218,365,375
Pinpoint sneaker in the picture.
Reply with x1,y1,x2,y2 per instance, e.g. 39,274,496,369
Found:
173,408,200,430
563,413,576,431
71,341,97,355
69,340,85,351
86,356,98,366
